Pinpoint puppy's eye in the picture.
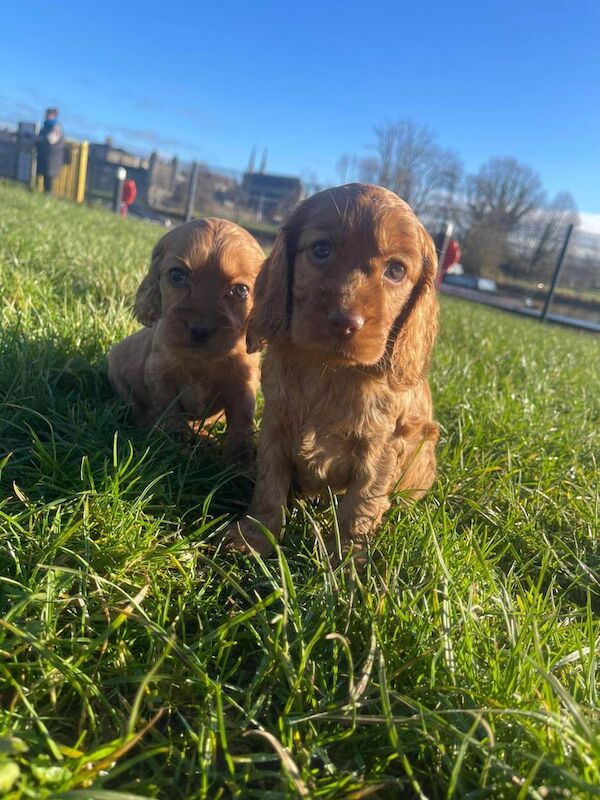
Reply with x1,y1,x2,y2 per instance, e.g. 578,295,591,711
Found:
311,241,333,261
384,262,406,283
226,284,249,299
168,267,187,285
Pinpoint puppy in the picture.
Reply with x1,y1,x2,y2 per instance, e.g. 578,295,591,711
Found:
107,218,264,462
225,183,439,555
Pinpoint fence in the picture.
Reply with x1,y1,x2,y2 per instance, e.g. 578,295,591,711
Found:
0,125,89,204
36,140,89,204
438,212,600,332
0,122,300,237
146,154,241,220
546,227,600,328
1,121,597,330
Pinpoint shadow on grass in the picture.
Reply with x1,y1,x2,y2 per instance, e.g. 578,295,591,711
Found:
0,331,255,524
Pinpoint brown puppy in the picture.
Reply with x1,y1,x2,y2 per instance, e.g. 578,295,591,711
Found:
107,218,264,461
225,183,439,555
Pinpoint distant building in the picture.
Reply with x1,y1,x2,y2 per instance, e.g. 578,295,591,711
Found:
0,125,18,179
147,151,179,204
0,122,40,184
0,122,304,224
86,138,149,202
90,138,147,169
241,172,304,221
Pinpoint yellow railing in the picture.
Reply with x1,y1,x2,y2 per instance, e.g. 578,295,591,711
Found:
36,139,89,203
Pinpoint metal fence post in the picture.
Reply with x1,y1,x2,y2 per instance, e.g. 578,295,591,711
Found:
185,161,199,222
541,223,575,321
113,166,126,214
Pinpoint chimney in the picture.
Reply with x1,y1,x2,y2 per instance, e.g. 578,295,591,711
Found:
247,145,256,174
259,147,268,174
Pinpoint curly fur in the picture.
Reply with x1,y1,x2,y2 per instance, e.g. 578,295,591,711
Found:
224,184,439,555
107,218,264,462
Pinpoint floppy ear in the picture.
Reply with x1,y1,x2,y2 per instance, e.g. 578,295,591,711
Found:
391,224,439,385
246,226,291,353
133,239,164,327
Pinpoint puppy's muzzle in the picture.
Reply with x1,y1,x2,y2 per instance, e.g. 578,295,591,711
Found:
187,324,216,345
327,309,365,339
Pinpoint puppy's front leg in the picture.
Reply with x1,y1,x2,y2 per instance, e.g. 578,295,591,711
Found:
333,442,398,558
141,386,184,432
222,385,256,466
142,358,186,432
223,414,293,555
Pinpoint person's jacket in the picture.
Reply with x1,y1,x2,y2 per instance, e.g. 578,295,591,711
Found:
36,121,65,178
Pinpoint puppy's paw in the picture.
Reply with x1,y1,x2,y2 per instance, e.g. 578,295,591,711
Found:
322,535,369,569
221,519,273,556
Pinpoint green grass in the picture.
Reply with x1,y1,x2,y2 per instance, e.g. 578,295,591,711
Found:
0,180,598,799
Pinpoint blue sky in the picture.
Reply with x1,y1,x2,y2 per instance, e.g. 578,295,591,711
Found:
1,0,599,212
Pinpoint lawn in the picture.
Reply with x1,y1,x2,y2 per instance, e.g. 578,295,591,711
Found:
0,180,598,799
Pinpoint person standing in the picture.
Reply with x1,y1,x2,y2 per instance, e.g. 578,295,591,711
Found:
36,108,65,194
121,178,137,217
437,238,462,288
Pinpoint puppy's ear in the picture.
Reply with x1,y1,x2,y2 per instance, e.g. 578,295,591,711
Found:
391,224,439,384
246,226,291,353
133,239,164,327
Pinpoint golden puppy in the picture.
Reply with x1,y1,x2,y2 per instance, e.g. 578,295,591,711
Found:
107,218,264,461
225,183,439,555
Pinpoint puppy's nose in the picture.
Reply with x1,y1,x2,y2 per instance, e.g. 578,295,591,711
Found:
328,310,365,338
188,324,213,344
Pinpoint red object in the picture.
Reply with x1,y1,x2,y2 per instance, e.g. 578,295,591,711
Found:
120,179,137,217
437,238,461,287
122,179,137,205
442,239,461,270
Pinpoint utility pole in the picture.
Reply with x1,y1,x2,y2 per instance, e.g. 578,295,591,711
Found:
185,161,199,222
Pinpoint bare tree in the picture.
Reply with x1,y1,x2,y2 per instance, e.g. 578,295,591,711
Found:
336,155,351,185
335,154,364,185
466,157,545,230
358,156,380,184
507,191,579,281
462,157,546,277
301,171,324,198
532,192,579,265
358,120,463,217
